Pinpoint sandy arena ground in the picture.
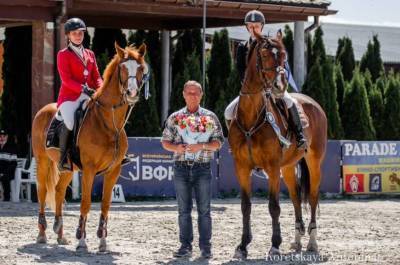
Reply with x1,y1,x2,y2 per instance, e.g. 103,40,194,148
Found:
0,198,399,265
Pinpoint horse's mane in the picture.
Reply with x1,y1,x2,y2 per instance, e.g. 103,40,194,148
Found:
94,46,145,100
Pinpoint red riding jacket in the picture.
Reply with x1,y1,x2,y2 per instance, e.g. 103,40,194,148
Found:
56,47,103,107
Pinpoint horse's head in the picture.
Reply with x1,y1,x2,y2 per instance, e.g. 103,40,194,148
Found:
253,30,287,98
114,42,149,105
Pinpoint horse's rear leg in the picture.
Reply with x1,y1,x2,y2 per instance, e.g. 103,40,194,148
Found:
304,152,323,252
76,168,95,252
233,165,252,260
54,170,73,245
97,166,121,252
265,166,282,256
36,157,50,244
282,165,305,252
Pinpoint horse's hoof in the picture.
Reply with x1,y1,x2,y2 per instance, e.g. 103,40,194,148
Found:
76,238,88,252
268,247,281,256
98,238,107,253
306,242,318,253
57,237,70,245
76,244,88,253
233,246,247,260
290,242,302,252
36,234,47,244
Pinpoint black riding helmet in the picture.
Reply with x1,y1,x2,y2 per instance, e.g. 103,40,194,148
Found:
244,10,266,25
64,18,86,34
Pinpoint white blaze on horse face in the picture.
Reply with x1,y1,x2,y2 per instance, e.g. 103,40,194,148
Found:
274,70,287,96
121,60,140,97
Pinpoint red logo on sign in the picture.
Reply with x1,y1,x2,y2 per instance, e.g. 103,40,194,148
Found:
345,174,364,193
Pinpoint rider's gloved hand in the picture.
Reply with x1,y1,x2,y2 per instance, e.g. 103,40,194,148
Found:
82,84,96,97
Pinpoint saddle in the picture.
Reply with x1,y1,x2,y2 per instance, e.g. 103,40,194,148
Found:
46,101,89,169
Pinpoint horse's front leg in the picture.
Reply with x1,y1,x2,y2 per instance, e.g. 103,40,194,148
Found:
282,165,305,252
265,166,282,257
97,165,121,252
233,165,253,260
76,168,95,252
54,171,73,245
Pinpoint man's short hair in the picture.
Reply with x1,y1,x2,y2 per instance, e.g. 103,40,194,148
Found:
183,80,203,93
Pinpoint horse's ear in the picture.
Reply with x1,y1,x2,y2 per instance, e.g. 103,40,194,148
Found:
115,42,125,59
138,43,147,57
276,29,283,41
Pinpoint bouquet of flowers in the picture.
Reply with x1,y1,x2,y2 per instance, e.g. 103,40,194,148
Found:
174,114,215,160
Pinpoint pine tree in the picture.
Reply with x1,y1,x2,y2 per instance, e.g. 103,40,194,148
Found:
169,52,202,113
381,76,400,140
206,29,232,110
205,31,220,109
323,61,343,139
363,70,374,96
375,75,387,99
311,26,326,65
282,24,294,70
360,35,384,82
306,32,313,73
368,85,384,139
302,60,326,111
342,69,376,140
335,64,346,116
335,38,345,60
226,67,241,104
0,26,32,155
336,37,355,81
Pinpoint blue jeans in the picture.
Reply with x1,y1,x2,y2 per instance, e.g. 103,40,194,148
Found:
173,162,212,251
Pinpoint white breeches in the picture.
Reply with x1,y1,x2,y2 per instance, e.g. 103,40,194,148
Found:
57,93,90,130
224,91,296,120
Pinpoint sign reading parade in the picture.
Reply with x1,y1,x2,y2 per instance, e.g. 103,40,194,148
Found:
342,142,400,194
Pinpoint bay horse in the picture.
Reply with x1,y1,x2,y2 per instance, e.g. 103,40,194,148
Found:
32,43,148,252
228,31,327,258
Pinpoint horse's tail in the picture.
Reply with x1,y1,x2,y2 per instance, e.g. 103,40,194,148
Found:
45,160,59,212
298,158,310,205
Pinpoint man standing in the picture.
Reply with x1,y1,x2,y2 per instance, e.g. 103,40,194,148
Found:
161,80,224,259
0,130,17,201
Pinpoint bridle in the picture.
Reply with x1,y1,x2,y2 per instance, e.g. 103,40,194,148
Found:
256,36,287,96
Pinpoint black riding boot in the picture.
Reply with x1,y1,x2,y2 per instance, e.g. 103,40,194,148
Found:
288,105,307,149
58,124,72,171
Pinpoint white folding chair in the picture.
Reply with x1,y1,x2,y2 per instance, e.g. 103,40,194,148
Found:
10,158,27,202
14,158,37,202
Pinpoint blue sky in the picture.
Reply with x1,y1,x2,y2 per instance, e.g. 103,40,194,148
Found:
320,0,400,27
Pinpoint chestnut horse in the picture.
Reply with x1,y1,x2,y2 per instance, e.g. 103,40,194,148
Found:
228,31,327,258
32,43,148,252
